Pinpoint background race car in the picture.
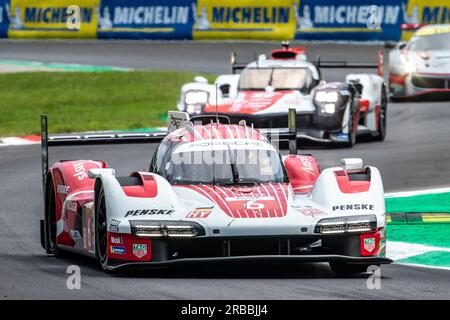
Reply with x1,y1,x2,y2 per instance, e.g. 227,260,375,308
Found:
379,24,450,100
178,43,387,148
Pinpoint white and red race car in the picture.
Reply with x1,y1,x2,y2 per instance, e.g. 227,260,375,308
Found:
40,111,391,274
178,43,387,147
378,24,450,100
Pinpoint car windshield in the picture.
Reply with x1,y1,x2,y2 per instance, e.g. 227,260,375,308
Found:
159,141,287,185
408,33,450,51
239,67,313,91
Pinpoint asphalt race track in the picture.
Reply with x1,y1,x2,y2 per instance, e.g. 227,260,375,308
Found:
1,41,450,299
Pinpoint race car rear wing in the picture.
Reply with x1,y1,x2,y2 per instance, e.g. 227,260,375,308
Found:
40,114,167,253
231,50,379,73
40,115,166,200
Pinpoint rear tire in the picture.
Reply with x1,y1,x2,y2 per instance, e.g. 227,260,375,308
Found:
45,177,68,258
329,262,375,275
95,185,109,270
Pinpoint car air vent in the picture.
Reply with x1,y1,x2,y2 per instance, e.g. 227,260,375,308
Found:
272,51,297,59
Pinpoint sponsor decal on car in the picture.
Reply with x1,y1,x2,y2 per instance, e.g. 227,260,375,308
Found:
125,209,174,217
299,156,316,175
70,230,82,240
296,208,326,218
360,232,380,256
290,204,313,209
332,204,374,211
225,196,274,201
110,236,123,245
334,133,349,141
364,237,376,253
186,207,213,218
66,201,78,212
73,161,88,180
132,244,148,259
57,185,70,194
110,246,126,255
109,219,121,232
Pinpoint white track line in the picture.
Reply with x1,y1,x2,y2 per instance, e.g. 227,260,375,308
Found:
0,137,39,146
388,241,450,261
395,263,450,271
385,187,450,198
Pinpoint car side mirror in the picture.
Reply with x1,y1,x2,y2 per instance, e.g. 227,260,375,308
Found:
194,76,208,84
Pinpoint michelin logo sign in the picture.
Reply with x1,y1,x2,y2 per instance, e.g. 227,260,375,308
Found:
192,0,295,40
97,0,193,39
294,0,403,41
5,0,97,38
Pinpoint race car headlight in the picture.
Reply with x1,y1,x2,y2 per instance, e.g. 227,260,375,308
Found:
130,220,206,238
186,103,204,115
404,61,416,74
313,91,341,114
315,91,339,103
400,54,416,74
314,215,377,234
185,90,209,105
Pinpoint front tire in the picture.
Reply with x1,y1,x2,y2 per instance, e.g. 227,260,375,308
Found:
95,185,109,270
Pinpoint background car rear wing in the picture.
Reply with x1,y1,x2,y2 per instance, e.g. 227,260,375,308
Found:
315,57,378,69
231,50,379,73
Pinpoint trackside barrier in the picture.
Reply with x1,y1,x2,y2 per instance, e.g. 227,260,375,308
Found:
0,1,449,41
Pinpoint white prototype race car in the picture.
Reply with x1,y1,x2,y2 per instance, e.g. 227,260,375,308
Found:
40,111,391,274
178,43,387,147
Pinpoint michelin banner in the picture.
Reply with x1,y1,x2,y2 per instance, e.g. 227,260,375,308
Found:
6,0,98,38
401,0,450,40
293,0,403,41
0,0,448,41
192,0,295,40
97,0,194,39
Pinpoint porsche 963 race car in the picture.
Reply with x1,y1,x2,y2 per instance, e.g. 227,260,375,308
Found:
40,111,391,274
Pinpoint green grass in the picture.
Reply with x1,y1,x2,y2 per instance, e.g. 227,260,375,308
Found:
386,192,450,213
397,251,450,267
387,224,450,248
0,71,216,136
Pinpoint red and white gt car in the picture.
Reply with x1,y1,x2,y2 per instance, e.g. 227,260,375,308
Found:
178,43,387,147
40,111,391,274
379,24,450,100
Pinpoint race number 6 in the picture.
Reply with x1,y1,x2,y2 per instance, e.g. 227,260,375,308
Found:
244,200,265,210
